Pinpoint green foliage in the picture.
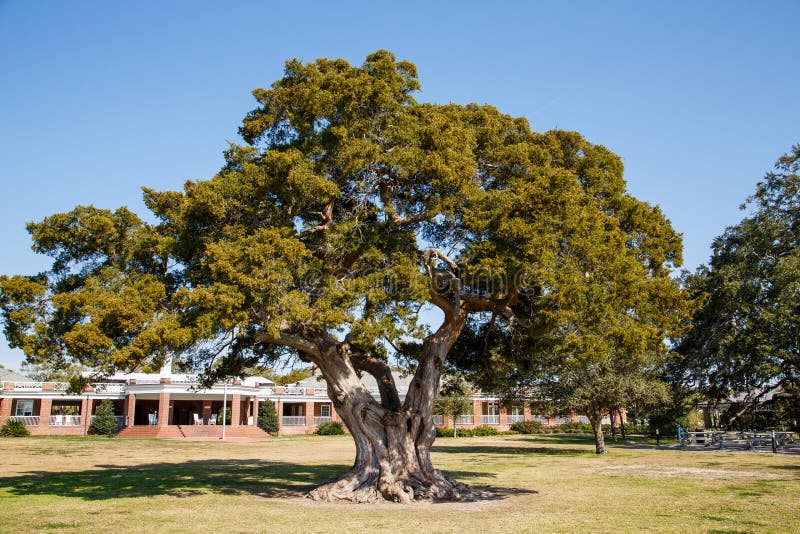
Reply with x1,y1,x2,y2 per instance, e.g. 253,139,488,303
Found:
1,419,30,437
433,376,473,438
510,421,545,434
555,422,594,434
257,401,279,433
679,145,800,423
268,368,313,386
90,400,118,436
436,427,472,437
315,421,345,435
0,50,690,462
216,408,231,425
471,425,498,436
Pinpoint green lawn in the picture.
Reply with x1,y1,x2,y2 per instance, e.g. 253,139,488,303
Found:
0,434,798,533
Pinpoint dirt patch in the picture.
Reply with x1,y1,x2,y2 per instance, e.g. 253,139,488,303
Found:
281,485,535,512
592,464,786,480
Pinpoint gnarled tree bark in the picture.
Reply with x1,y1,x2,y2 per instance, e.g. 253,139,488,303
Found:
306,315,471,503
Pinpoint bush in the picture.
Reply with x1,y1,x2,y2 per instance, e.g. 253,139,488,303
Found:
216,407,231,425
1,419,30,437
315,421,345,435
257,402,279,433
436,427,475,437
472,425,499,436
90,400,117,436
511,420,545,434
554,422,594,434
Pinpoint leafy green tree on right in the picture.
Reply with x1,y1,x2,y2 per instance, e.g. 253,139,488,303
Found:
678,145,800,429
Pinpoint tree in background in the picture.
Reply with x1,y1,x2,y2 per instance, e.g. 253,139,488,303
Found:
90,399,118,436
258,401,279,433
678,145,800,428
433,376,473,438
0,51,687,501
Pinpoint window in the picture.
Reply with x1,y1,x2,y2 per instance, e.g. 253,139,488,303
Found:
51,401,81,415
283,404,304,416
320,405,331,417
15,400,34,417
488,403,499,416
511,404,523,416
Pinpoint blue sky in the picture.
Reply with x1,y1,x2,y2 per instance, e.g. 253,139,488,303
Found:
0,1,797,370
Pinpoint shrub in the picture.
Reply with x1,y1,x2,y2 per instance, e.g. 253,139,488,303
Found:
555,422,594,434
511,421,545,434
216,407,231,425
257,402,279,433
1,419,30,437
436,427,474,437
315,421,345,435
472,425,499,436
90,400,117,436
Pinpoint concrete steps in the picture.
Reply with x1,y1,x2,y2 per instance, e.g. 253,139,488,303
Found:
117,424,268,439
177,425,269,438
117,426,185,439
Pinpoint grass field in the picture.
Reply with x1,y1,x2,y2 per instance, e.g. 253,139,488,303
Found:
1,434,798,533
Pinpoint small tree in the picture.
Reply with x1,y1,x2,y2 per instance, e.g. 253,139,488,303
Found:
433,377,473,438
90,399,117,436
216,407,231,425
258,401,279,433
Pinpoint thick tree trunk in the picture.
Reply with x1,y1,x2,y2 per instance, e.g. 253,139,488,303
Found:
308,396,469,503
588,410,607,454
307,316,470,503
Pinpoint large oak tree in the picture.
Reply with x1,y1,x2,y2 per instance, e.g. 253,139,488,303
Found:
0,51,687,502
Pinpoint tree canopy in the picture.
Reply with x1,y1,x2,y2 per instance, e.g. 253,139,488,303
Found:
0,50,689,500
678,145,800,425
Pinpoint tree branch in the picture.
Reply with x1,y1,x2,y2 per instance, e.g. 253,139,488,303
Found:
349,349,401,411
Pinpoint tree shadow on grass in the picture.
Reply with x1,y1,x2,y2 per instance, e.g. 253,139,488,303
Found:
0,459,522,502
433,444,587,457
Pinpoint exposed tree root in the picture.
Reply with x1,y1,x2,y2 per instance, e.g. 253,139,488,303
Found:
307,468,473,504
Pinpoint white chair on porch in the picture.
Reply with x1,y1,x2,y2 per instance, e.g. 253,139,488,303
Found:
148,412,158,425
208,414,216,425
193,413,203,425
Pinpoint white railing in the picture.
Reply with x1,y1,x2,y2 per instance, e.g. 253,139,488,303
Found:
530,415,550,424
171,375,199,384
282,416,306,426
481,415,500,425
284,387,304,396
507,414,525,424
49,415,82,426
53,382,69,391
92,383,126,393
432,415,444,425
136,379,161,384
261,387,275,395
313,416,332,426
454,415,474,425
13,382,43,392
313,388,327,397
10,416,40,426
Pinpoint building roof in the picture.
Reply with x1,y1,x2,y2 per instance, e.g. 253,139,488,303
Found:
294,370,416,395
0,368,30,382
